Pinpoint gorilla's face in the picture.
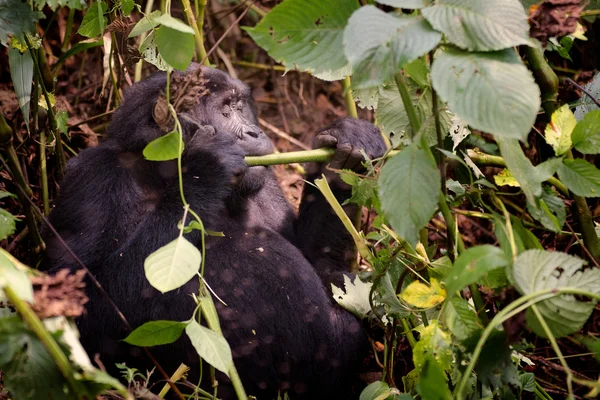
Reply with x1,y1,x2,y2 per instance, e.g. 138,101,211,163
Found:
187,66,274,157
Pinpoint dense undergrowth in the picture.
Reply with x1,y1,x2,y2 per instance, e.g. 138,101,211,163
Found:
2,0,600,399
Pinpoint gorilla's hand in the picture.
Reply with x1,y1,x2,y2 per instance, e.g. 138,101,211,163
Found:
314,117,386,170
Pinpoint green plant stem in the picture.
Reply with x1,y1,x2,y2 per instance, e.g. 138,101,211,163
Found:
401,318,417,348
40,126,49,215
233,60,286,71
455,288,600,399
3,285,85,396
62,8,75,52
467,152,569,196
134,0,155,82
524,45,558,118
25,37,66,177
246,148,335,166
182,0,209,65
342,76,358,119
394,71,420,140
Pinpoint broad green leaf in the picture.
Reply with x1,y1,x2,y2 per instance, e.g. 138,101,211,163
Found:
8,48,33,130
579,335,600,362
53,38,104,72
155,26,194,71
332,275,373,319
139,30,169,71
377,81,451,147
510,250,600,338
377,0,431,8
544,104,575,156
431,49,540,141
400,278,446,308
557,158,600,197
56,110,68,135
413,322,452,372
143,130,183,161
245,0,358,79
35,0,86,10
422,0,530,51
77,1,108,38
155,14,195,34
404,57,429,89
379,144,440,247
416,357,452,400
144,237,201,293
120,0,135,16
0,250,33,303
445,296,480,340
343,7,441,89
445,245,509,295
572,110,600,154
359,381,412,400
128,10,162,38
0,208,17,241
123,320,187,346
0,0,44,46
527,186,566,232
185,321,232,376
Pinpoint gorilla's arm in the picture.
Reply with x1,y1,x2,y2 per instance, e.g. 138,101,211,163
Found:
295,118,385,286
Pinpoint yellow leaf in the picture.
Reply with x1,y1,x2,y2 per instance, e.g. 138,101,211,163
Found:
571,23,587,41
544,104,575,156
400,278,446,309
38,92,56,110
494,168,520,187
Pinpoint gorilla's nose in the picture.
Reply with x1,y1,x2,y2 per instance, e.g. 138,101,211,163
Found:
243,126,263,139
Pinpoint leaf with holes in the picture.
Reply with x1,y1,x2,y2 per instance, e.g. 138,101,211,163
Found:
343,6,441,89
144,237,201,293
510,250,600,338
422,0,530,51
431,49,540,141
244,0,358,80
379,144,440,247
186,321,232,376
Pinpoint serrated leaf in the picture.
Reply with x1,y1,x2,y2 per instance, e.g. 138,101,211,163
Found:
445,245,509,295
128,10,161,38
332,275,373,319
8,48,33,130
557,158,600,197
77,1,108,38
431,48,540,141
123,320,187,346
401,278,446,308
343,7,441,89
185,321,232,376
0,208,17,241
144,237,201,293
143,130,183,161
245,0,358,79
379,144,440,247
572,110,600,154
545,104,575,156
154,26,194,71
0,250,33,303
510,250,600,338
445,296,480,340
422,0,530,51
0,0,44,46
155,13,194,34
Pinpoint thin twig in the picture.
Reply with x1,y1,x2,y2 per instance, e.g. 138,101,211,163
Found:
566,78,600,108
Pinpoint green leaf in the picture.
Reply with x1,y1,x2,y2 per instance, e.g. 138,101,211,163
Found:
120,0,135,16
575,72,600,120
544,104,576,156
379,144,440,247
445,245,509,295
185,321,232,376
557,158,600,197
245,0,358,80
377,0,431,8
343,7,441,89
510,250,600,338
129,10,162,38
572,110,600,154
445,296,480,340
0,0,44,46
431,48,540,141
155,26,194,71
0,250,33,303
527,186,566,232
77,1,108,38
331,275,373,319
404,57,429,89
413,322,453,373
139,30,169,71
36,0,86,10
123,320,187,346
579,335,600,362
143,130,183,161
0,208,17,241
416,357,452,400
400,278,446,309
155,13,195,34
359,381,413,400
8,48,33,130
144,237,201,293
422,0,530,51
56,110,68,135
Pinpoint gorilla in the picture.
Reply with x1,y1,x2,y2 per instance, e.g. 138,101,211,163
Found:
42,64,386,399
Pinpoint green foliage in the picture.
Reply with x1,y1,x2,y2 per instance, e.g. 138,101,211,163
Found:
123,320,187,346
8,47,33,130
77,1,108,38
185,320,233,376
155,26,195,71
0,208,18,242
572,110,600,154
558,158,600,197
143,130,184,161
444,245,508,295
0,250,33,303
0,0,44,46
332,275,373,319
144,236,201,293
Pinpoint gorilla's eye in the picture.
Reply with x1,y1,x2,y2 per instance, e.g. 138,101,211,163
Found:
222,104,231,118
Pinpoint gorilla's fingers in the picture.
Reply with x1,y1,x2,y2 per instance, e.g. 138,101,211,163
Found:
344,148,364,170
314,132,338,148
329,142,352,169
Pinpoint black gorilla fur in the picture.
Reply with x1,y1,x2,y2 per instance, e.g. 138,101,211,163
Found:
42,65,386,399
